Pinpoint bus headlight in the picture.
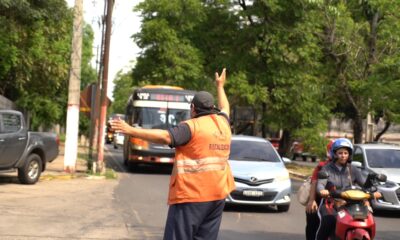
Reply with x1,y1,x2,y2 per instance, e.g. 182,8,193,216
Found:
130,137,149,150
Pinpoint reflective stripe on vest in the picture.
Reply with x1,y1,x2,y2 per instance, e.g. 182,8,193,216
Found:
176,156,227,174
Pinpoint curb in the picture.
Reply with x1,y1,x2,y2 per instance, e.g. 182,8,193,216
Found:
40,173,87,181
289,170,308,180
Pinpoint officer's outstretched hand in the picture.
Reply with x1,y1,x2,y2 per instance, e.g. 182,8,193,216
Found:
109,118,132,135
215,68,226,87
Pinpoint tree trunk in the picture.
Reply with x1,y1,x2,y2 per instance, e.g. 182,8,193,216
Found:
374,121,391,142
261,103,267,138
353,116,363,143
279,129,291,157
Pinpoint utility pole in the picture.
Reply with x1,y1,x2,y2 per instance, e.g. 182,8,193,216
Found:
96,0,114,173
89,2,107,172
64,0,83,173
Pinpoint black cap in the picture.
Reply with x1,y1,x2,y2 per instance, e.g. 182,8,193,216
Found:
192,91,214,110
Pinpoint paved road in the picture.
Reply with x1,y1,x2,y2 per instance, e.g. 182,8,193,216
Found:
106,146,400,240
0,145,399,239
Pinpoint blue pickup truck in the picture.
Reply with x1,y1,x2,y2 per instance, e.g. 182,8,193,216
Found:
0,110,59,184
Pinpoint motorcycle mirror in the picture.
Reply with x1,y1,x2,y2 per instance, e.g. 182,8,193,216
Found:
318,171,329,179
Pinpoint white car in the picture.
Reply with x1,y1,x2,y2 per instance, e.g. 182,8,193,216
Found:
353,143,400,211
226,135,292,212
113,132,125,149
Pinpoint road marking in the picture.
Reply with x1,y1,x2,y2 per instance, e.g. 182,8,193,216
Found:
236,212,241,223
132,208,143,224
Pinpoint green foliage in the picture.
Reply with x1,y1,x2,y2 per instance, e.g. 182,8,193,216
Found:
0,1,97,132
309,0,400,142
110,70,134,114
292,121,329,159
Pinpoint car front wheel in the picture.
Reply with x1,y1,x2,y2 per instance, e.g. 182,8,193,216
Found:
18,153,42,184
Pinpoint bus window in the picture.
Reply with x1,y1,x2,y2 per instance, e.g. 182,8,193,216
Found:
133,107,190,129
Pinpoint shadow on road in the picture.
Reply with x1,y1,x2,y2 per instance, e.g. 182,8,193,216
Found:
374,210,400,218
125,163,173,175
224,203,285,214
219,229,303,240
0,174,19,185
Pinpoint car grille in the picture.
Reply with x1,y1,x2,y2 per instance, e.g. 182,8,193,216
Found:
234,177,274,186
230,190,277,201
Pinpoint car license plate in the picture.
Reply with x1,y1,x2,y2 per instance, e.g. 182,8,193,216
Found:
243,190,264,197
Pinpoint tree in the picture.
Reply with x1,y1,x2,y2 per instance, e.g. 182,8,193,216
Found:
110,70,134,114
0,0,73,129
131,0,332,155
310,0,400,143
0,1,97,131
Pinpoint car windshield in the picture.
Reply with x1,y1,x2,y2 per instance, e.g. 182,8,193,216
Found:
133,107,190,129
229,140,281,162
366,149,400,168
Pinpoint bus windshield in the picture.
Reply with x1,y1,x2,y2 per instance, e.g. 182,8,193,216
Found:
134,107,190,129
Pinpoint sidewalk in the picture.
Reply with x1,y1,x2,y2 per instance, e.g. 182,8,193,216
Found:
40,145,88,180
0,146,134,240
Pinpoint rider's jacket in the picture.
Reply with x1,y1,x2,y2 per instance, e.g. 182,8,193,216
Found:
317,161,365,193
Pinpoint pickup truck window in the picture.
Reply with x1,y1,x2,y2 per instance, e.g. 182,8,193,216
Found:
1,113,21,133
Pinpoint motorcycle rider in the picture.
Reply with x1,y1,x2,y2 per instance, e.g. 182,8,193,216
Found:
315,138,367,240
305,139,334,240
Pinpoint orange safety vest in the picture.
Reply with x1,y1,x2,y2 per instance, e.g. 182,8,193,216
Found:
168,114,236,205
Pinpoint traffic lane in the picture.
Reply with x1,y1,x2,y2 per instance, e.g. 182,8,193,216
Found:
106,146,307,239
105,146,400,240
220,200,306,240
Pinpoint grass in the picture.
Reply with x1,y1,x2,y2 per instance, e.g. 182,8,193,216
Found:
285,163,315,177
77,145,118,180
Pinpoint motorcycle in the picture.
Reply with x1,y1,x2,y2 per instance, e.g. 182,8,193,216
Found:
318,171,386,240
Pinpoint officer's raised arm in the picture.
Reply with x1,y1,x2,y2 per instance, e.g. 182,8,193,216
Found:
215,68,229,117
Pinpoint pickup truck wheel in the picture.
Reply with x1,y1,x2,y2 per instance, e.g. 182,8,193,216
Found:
18,154,42,184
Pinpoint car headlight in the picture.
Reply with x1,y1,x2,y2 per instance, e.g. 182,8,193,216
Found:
275,172,290,182
382,180,398,188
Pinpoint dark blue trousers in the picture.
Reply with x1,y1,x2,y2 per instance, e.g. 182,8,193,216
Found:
163,199,225,240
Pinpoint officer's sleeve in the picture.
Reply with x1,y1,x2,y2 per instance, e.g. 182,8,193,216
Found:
167,123,192,148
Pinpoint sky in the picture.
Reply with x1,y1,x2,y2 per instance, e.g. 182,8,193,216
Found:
66,0,143,99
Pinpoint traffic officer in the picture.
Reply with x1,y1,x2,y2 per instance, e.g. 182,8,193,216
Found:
110,68,235,240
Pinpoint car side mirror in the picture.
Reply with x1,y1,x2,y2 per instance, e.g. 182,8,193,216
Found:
318,171,329,179
281,157,292,165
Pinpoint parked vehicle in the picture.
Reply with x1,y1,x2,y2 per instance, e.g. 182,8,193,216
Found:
353,143,400,211
0,110,59,184
318,171,386,240
226,135,292,212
